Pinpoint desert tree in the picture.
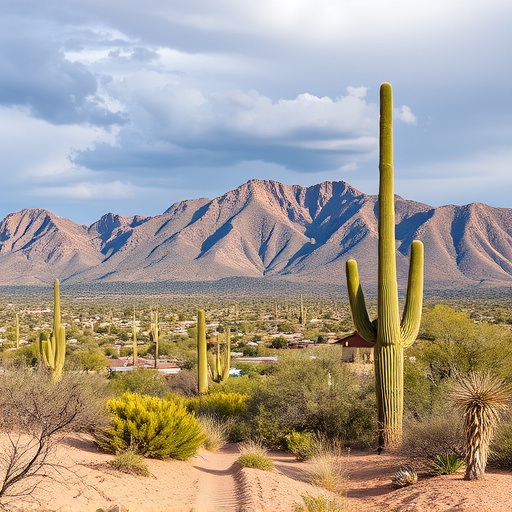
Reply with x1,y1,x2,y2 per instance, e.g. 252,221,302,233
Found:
0,367,108,502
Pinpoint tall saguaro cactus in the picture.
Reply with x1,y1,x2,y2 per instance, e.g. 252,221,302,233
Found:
40,279,66,382
345,83,424,449
197,309,209,395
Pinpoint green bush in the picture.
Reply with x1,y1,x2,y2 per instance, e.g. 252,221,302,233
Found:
241,353,375,448
186,392,248,417
100,393,205,460
285,431,315,461
110,368,168,397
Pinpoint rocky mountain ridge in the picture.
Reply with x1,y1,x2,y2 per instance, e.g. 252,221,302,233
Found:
1,179,511,289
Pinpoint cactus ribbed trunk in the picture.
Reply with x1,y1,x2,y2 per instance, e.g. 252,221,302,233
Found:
375,343,404,448
197,309,208,395
345,83,424,449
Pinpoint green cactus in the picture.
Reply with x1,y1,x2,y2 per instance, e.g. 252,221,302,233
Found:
40,279,66,381
299,295,306,325
210,326,231,383
345,83,424,449
132,308,138,367
151,309,159,369
15,312,20,349
197,309,209,394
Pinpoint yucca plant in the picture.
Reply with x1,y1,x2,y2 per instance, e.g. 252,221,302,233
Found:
451,372,510,480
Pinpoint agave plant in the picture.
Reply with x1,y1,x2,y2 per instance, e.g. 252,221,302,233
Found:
391,465,418,488
432,454,464,475
451,372,510,480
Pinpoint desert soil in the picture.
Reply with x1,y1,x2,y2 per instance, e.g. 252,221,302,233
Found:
5,434,512,512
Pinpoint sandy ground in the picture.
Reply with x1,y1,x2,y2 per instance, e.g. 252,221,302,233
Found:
4,434,512,512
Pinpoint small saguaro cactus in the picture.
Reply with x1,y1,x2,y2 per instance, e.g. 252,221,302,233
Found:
197,309,209,395
15,312,20,349
299,295,306,325
210,326,231,384
345,83,424,449
132,308,138,367
40,279,66,381
150,309,159,369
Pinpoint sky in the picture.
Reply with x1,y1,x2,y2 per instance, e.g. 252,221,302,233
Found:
1,0,511,225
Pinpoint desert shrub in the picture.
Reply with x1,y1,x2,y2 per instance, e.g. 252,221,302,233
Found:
197,414,232,451
166,369,198,397
241,353,375,448
237,441,274,471
68,350,108,371
489,421,512,469
100,393,205,460
294,493,358,512
110,368,168,397
306,437,348,494
432,454,464,475
285,431,315,461
109,447,150,477
0,368,109,499
400,414,464,469
186,392,248,417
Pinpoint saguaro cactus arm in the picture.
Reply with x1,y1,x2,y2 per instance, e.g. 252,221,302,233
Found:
346,259,377,344
400,240,424,347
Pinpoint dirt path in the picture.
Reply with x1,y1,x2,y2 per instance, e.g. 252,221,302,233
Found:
192,444,243,512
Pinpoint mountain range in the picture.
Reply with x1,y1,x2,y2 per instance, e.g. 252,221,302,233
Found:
1,179,511,290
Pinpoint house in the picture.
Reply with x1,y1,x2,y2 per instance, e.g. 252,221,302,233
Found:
336,332,374,363
107,356,181,375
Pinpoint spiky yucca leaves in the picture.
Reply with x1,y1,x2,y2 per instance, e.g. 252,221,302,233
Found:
40,279,66,382
451,372,510,480
209,327,231,384
346,83,424,449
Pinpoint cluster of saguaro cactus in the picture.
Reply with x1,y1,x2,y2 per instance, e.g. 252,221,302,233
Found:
132,309,138,367
40,279,66,382
345,83,424,449
197,309,209,394
210,327,231,384
150,309,159,369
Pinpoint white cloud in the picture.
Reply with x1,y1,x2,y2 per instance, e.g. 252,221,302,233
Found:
29,181,137,200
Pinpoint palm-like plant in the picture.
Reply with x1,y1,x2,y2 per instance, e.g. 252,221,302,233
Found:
451,372,510,480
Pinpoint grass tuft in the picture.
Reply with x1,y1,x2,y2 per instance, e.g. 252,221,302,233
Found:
109,447,150,477
237,440,274,471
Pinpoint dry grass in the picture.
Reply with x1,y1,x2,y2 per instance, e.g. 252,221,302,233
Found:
197,414,232,451
306,437,348,494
